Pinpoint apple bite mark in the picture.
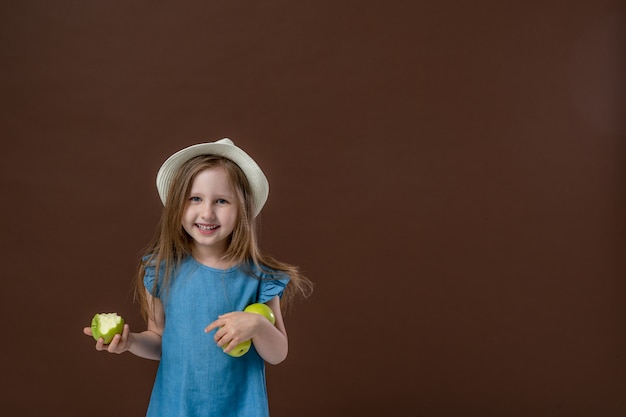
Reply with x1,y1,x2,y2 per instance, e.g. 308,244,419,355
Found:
91,313,125,345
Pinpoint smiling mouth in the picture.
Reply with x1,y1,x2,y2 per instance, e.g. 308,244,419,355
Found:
197,224,219,231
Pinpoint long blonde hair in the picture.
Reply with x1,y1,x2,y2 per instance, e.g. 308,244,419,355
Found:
135,155,312,321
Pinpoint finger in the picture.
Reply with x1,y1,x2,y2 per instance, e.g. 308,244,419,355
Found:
115,325,131,353
106,334,119,351
108,325,130,353
108,333,125,353
83,327,93,336
204,320,223,334
210,323,231,346
222,341,232,353
213,326,228,344
121,324,130,339
220,334,238,351
94,337,106,351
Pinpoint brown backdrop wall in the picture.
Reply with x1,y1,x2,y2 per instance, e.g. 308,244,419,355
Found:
1,1,624,416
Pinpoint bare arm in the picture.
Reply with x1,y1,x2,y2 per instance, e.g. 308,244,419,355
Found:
83,291,165,360
205,296,288,365
248,296,288,364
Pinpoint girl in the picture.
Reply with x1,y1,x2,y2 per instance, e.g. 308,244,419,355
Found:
84,138,312,416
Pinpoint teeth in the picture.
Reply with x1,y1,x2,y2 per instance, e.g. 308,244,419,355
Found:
197,224,218,231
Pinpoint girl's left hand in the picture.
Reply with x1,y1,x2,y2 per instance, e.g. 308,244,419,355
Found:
204,312,266,352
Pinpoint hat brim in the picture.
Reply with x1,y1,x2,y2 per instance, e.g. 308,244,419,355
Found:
156,138,269,217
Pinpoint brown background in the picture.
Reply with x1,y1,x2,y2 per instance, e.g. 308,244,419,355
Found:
1,1,624,416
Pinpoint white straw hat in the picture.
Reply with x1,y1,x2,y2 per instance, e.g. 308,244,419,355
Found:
156,138,269,217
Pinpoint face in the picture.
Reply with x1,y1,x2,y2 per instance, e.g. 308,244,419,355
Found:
182,166,239,261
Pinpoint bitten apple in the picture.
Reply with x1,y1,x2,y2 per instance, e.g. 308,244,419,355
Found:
224,303,276,357
91,313,124,344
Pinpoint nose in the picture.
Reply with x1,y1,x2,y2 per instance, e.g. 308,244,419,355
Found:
200,201,214,219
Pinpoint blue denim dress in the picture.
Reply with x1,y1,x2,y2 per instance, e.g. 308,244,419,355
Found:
143,257,289,417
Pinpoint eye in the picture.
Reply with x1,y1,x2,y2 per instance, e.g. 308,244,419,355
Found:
189,196,202,203
216,198,229,204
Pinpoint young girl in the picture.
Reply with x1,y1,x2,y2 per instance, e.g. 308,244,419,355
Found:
84,138,311,416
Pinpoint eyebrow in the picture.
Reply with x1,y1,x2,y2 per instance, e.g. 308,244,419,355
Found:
188,191,235,199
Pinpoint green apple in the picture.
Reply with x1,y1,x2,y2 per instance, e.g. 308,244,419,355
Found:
224,303,276,357
91,313,124,344
244,302,276,325
224,339,251,357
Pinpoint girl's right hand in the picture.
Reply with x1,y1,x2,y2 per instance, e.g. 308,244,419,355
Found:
83,324,132,354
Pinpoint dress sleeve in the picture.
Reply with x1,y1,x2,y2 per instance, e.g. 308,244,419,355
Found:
257,275,290,303
142,256,162,298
